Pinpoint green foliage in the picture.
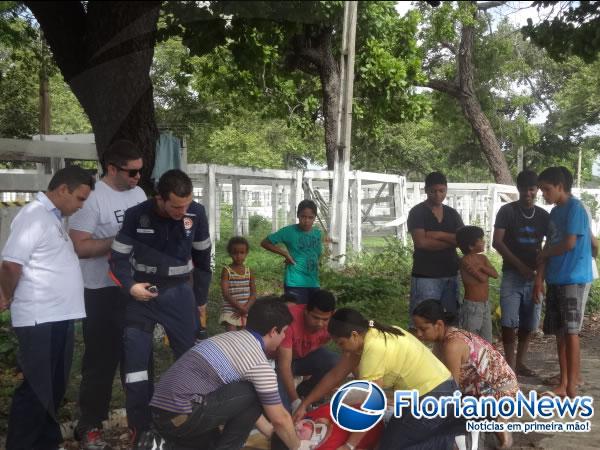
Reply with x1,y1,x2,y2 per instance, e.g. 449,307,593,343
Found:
523,1,600,63
321,239,412,327
49,72,91,134
249,213,272,234
159,1,425,169
152,37,325,168
0,10,91,139
0,312,17,369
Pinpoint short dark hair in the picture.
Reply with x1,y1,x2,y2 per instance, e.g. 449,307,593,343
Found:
412,299,457,326
328,307,404,340
297,199,317,216
48,166,96,192
558,166,573,192
538,166,569,191
102,140,143,171
456,225,484,255
157,169,193,200
425,171,447,188
516,170,538,189
227,236,249,254
246,296,293,335
307,289,336,313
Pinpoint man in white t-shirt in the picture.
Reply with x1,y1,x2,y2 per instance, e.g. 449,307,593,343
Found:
0,166,94,450
68,140,146,449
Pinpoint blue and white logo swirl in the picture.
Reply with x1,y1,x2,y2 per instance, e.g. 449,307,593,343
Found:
330,380,387,432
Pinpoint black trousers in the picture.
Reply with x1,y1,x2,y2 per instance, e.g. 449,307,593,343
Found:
152,382,262,450
7,320,74,450
77,287,126,433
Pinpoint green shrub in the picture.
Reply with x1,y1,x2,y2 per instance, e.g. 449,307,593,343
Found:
0,312,18,369
249,214,272,235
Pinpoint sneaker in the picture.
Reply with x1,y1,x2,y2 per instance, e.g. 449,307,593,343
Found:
134,429,169,450
81,428,112,450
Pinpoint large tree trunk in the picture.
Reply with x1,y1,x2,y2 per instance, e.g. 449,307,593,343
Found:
458,21,512,185
25,1,161,191
318,35,340,171
427,9,513,185
289,27,340,171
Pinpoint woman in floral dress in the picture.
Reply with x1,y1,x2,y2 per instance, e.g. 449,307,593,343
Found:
412,299,518,449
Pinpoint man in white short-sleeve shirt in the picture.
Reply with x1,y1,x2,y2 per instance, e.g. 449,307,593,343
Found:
0,166,94,450
68,140,146,449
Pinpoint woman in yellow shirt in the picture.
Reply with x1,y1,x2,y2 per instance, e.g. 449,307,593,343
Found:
293,308,464,450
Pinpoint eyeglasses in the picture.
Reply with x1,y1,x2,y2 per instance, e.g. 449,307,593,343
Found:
112,164,141,177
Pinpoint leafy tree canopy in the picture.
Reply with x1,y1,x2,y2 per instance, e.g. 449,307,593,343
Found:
522,1,600,63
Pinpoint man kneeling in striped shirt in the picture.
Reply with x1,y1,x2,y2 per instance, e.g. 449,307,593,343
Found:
149,296,300,450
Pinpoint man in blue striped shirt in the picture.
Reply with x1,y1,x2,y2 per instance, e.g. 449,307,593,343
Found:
150,297,300,450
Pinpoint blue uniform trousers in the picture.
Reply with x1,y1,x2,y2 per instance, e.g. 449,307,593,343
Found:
123,282,197,434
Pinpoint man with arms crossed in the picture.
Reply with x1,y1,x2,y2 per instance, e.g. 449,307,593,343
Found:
407,171,464,327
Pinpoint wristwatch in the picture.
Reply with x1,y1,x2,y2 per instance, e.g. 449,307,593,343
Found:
345,443,356,450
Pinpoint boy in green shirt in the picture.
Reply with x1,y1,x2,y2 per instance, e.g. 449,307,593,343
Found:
261,200,322,304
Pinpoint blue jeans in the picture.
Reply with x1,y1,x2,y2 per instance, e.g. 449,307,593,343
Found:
409,276,459,327
500,270,541,332
7,320,74,450
277,347,340,411
283,286,319,305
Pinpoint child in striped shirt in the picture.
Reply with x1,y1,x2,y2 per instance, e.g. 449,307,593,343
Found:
220,236,256,331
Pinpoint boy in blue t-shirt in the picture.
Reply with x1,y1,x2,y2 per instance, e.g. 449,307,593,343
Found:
261,200,323,304
535,166,592,398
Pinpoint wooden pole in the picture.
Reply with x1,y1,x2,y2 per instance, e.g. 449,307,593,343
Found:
330,1,358,266
271,182,279,232
351,171,362,251
232,177,242,236
578,148,582,189
206,165,217,259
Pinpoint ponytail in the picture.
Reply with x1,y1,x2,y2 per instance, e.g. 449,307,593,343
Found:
328,308,404,339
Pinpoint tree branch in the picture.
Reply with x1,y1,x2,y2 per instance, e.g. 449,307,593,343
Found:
425,79,461,98
477,1,508,11
523,74,553,113
441,41,457,54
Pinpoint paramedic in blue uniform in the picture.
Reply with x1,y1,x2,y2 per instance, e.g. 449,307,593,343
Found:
109,169,212,441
